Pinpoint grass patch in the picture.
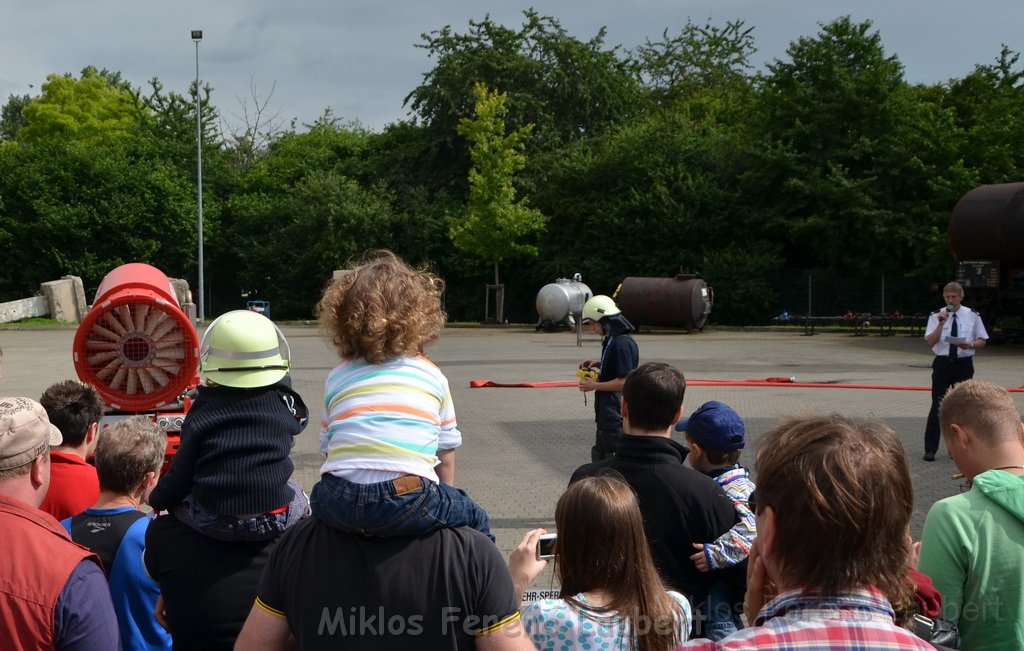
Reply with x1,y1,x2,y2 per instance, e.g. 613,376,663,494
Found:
0,317,77,328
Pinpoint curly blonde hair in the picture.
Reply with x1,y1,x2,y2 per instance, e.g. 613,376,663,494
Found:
316,250,445,363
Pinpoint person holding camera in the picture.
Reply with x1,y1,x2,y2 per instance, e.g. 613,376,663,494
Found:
509,474,691,651
922,281,987,461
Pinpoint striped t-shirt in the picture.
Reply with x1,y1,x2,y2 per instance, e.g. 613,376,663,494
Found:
319,355,460,483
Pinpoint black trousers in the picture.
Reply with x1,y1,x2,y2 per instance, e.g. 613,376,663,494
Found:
924,355,974,454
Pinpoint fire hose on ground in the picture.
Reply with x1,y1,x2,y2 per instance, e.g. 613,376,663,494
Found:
469,378,1024,392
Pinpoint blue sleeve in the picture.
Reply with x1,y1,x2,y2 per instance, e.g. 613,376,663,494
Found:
61,516,72,535
54,560,121,651
111,518,172,650
603,336,639,380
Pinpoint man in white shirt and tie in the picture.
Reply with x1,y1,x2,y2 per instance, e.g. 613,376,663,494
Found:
923,281,988,461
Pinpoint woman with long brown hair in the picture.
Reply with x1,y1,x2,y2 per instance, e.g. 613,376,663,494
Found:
509,474,690,651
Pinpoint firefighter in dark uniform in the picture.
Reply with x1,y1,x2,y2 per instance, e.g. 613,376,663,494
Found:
578,295,639,461
923,281,988,461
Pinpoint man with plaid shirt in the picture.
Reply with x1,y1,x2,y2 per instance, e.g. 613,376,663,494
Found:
679,415,936,650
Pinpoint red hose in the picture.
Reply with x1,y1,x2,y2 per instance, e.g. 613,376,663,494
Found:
469,378,1024,392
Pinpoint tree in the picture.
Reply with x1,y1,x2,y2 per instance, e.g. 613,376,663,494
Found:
633,19,756,106
0,137,197,297
19,68,146,145
451,83,546,320
755,16,969,283
404,10,642,196
942,45,1024,183
409,10,641,145
0,93,31,141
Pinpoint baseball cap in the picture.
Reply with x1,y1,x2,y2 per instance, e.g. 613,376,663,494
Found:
675,400,745,451
0,397,62,470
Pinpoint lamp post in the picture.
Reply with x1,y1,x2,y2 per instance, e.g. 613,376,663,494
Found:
192,29,205,323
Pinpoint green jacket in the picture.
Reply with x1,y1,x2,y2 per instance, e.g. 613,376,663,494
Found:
919,469,1024,651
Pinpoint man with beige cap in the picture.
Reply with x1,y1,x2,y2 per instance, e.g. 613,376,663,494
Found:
0,396,120,650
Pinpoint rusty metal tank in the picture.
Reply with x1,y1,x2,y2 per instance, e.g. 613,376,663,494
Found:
948,182,1024,265
615,274,713,331
536,276,593,327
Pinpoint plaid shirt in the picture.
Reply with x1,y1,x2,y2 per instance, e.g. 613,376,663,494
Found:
677,587,936,650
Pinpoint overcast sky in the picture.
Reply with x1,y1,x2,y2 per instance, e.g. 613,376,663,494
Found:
1,1,1021,134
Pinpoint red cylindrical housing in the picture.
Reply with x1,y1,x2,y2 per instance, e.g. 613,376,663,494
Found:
73,263,200,411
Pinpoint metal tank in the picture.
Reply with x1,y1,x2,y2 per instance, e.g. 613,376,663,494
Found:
536,275,592,330
615,273,713,332
947,182,1024,329
948,182,1024,266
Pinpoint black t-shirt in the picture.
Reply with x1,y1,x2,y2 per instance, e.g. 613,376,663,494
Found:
594,333,639,430
144,513,278,650
256,519,520,651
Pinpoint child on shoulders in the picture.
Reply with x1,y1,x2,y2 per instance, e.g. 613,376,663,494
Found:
148,310,310,541
310,250,491,540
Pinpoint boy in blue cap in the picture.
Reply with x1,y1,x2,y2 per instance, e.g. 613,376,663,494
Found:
676,400,756,641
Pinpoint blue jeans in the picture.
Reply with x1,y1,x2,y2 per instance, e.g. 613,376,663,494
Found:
310,473,493,541
704,580,739,641
172,479,310,542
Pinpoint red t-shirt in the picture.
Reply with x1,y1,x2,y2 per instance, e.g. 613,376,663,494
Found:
39,452,99,521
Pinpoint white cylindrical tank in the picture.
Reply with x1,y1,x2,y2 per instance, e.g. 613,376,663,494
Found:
536,276,593,327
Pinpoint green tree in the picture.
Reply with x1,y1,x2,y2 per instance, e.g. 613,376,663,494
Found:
756,16,969,283
404,10,642,197
216,120,402,317
19,68,146,145
942,45,1024,183
633,19,756,106
0,93,31,141
451,83,546,319
0,138,197,297
410,10,641,145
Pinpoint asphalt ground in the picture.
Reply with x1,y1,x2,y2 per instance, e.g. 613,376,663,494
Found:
5,325,1023,563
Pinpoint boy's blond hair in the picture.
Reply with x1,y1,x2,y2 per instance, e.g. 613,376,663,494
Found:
939,379,1022,444
316,250,445,363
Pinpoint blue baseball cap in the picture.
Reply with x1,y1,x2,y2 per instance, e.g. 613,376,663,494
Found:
675,400,746,451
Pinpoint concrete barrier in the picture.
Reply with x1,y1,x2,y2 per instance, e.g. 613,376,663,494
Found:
0,295,49,323
40,276,87,323
0,275,87,324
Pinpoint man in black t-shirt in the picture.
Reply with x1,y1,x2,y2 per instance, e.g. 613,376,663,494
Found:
235,519,533,650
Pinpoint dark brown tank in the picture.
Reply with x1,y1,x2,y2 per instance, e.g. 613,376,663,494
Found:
948,182,1024,266
615,274,713,332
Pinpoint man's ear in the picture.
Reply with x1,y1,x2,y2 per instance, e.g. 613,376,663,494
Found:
947,423,971,449
30,453,48,490
621,397,629,420
86,421,100,444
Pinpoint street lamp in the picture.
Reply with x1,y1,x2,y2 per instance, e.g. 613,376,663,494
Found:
192,29,205,323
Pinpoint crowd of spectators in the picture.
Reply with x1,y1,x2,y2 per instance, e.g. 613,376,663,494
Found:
3,256,1022,651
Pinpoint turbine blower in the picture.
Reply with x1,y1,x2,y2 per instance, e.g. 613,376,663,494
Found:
73,263,200,471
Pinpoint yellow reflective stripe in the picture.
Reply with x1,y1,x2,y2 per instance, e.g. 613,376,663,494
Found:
475,611,521,636
255,596,286,619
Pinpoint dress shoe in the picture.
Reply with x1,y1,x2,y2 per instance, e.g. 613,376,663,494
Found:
923,452,936,462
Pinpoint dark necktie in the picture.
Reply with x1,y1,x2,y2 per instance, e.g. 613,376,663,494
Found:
948,313,958,361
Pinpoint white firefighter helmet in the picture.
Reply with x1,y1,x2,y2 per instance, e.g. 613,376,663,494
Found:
200,310,290,388
582,295,621,323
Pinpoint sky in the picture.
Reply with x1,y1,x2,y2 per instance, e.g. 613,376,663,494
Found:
1,1,1021,134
